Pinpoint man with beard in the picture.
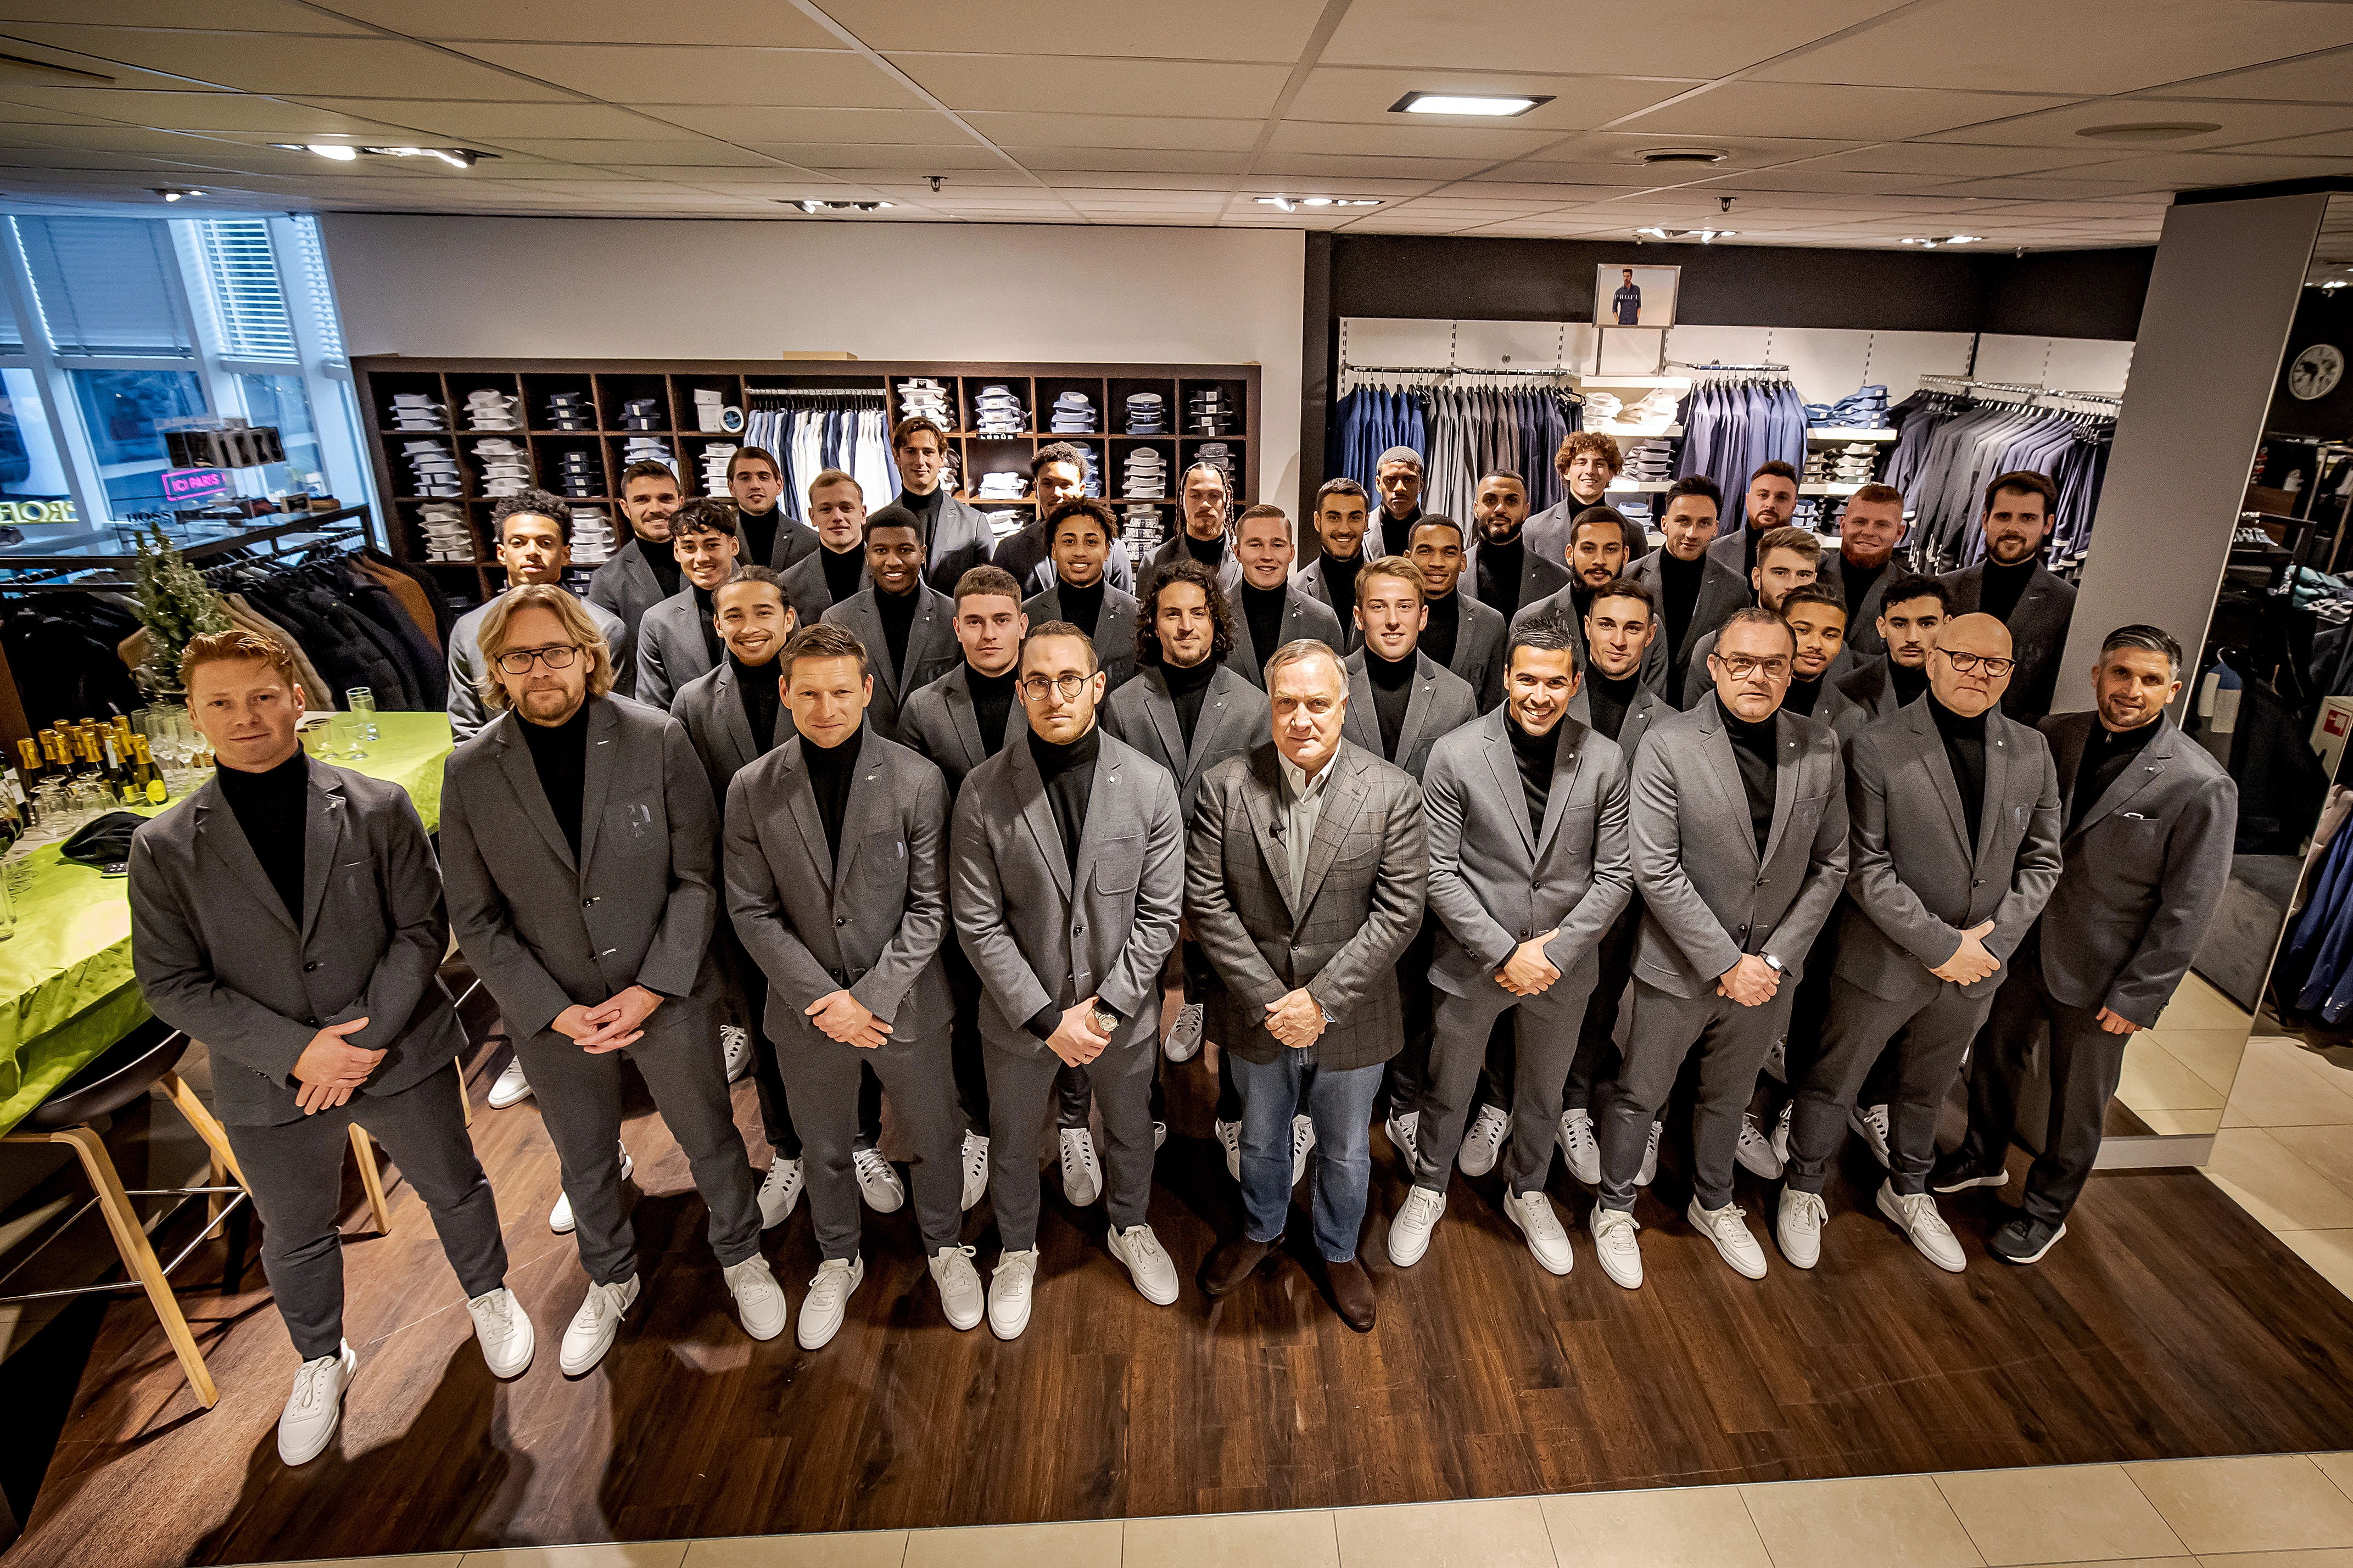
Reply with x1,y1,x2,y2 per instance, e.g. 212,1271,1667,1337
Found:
1680,526,1846,708
1525,431,1624,566
1939,472,2077,721
1818,484,1912,656
1150,460,1242,595
1836,575,1950,724
1712,461,1801,580
589,460,684,651
1462,469,1569,625
1512,506,1668,694
1293,479,1375,653
1631,477,1747,706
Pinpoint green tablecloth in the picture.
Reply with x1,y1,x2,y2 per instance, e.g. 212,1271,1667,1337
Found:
0,712,453,1133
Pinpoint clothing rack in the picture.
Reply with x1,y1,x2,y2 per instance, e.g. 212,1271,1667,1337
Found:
1919,373,2122,409
1667,360,1791,373
0,507,372,595
1336,362,1584,406
742,386,887,402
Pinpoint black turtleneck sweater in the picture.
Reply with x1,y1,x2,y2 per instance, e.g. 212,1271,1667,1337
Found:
1720,698,1779,856
1055,575,1107,641
692,584,721,664
1839,553,1888,628
1979,555,2037,624
1657,549,1705,658
804,724,862,863
1164,654,1217,747
1506,712,1558,839
216,747,310,919
1366,646,1416,761
519,701,593,860
1379,506,1421,558
1183,531,1227,571
820,543,863,606
967,663,1018,757
731,652,782,749
901,484,943,539
1931,696,1988,849
639,535,681,600
1785,672,1825,719
1589,668,1642,742
738,508,779,570
1474,528,1527,619
1320,550,1365,615
875,583,919,676
1239,581,1287,664
1892,658,1932,707
1023,724,1103,1038
1422,591,1461,671
2070,716,2160,835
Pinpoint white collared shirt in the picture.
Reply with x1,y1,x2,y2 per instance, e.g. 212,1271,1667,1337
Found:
1277,749,1337,901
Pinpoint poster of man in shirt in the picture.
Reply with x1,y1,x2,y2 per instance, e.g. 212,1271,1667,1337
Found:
1595,264,1679,329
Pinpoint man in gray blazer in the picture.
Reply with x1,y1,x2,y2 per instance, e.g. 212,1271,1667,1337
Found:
1631,478,1748,707
819,505,961,743
1522,430,1622,567
1389,619,1633,1278
439,584,782,1376
1779,584,1869,741
131,629,527,1466
1406,516,1507,712
1292,478,1376,654
779,468,871,625
726,445,821,572
1511,507,1669,697
1149,459,1242,596
1463,469,1571,625
1190,641,1427,1332
992,444,1136,595
1835,574,1949,724
1679,526,1860,709
635,499,741,712
723,621,977,1349
1227,503,1344,691
951,620,1186,1339
1022,498,1141,692
1816,485,1914,658
889,416,997,594
1942,626,2236,1264
1592,608,1850,1291
1780,613,2063,1275
588,459,683,644
1938,471,2077,723
448,490,631,740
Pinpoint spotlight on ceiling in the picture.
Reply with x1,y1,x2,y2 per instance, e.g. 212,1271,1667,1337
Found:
1389,91,1550,117
1254,195,1379,211
152,187,204,201
1634,226,1736,243
272,143,493,167
305,143,357,161
2075,122,2221,142
1900,234,1985,248
783,199,894,212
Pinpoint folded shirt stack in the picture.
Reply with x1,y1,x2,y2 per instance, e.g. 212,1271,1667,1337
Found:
1186,387,1234,436
417,501,470,561
1810,383,1891,429
1193,440,1236,494
1122,446,1169,499
619,397,663,433
974,471,1026,501
698,443,735,497
974,383,1026,436
569,507,614,566
1622,437,1675,482
389,392,445,432
463,389,520,432
1122,503,1169,556
1050,390,1097,434
622,436,673,471
554,449,600,500
473,438,530,497
1125,391,1165,435
545,391,593,432
1582,391,1623,423
403,440,461,498
897,378,954,430
983,511,1027,542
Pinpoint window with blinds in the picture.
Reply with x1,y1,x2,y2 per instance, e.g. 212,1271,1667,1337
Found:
191,217,298,363
8,216,192,357
286,215,345,365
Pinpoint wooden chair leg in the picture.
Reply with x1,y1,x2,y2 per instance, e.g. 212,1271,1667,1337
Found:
53,1126,219,1409
346,1124,395,1236
159,1070,248,1192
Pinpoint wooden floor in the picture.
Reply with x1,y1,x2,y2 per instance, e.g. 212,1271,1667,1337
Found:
16,982,2353,1568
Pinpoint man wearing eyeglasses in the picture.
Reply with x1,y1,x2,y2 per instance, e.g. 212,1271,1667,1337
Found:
951,621,1185,1337
1778,614,2061,1275
635,500,742,712
448,491,631,742
1680,527,1847,709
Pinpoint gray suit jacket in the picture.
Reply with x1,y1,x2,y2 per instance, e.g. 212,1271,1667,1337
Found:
448,589,631,740
1818,549,1916,657
1509,582,1670,696
2032,712,2238,1026
1836,655,1905,725
669,656,788,815
1629,697,1851,998
128,757,463,1127
820,584,961,742
994,522,1134,597
916,492,998,596
899,662,1030,796
635,587,717,713
1292,556,1363,654
1023,580,1141,692
1522,496,1583,570
1339,648,1476,782
1225,581,1346,690
1940,559,2077,722
780,546,869,626
586,539,668,641
1150,533,1243,597
1680,630,1857,710
1567,676,1670,761
1184,740,1427,1071
735,508,820,573
1422,708,1633,998
1102,661,1268,819
723,726,953,1037
1834,696,2064,1006
1630,545,1750,687
948,730,1183,1053
1437,592,1508,714
441,696,718,1040
1462,535,1572,624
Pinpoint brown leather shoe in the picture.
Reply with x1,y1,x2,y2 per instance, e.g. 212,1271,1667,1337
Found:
1326,1257,1377,1331
1204,1235,1273,1296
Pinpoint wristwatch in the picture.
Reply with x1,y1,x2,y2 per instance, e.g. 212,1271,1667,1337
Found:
1091,1001,1121,1035
1759,953,1786,976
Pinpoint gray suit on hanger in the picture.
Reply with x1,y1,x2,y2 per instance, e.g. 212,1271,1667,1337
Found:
634,587,717,714
1102,661,1268,819
1023,580,1141,692
780,546,869,626
1292,556,1365,654
1939,559,2077,722
1224,580,1345,690
735,508,821,572
820,584,961,742
441,696,760,1285
900,663,1030,794
1339,648,1475,783
1432,591,1508,714
1630,546,1750,701
448,589,631,740
587,539,669,642
1785,697,2063,1199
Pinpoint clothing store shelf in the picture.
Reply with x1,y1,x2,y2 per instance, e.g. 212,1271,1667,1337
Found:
1800,481,1868,496
1588,422,1683,439
1805,428,1897,442
1606,480,1675,492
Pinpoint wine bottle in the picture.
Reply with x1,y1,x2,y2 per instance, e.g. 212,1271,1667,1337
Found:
131,735,165,804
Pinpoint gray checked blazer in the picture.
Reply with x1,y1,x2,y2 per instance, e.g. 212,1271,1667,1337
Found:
1629,697,1851,998
1291,556,1363,654
820,583,962,743
441,695,719,1041
2032,711,2237,1027
586,539,668,642
448,589,633,740
899,662,1030,796
1184,740,1427,1071
1422,709,1633,999
1023,580,1141,693
1508,582,1670,696
1439,591,1508,713
1630,545,1750,685
1939,559,2078,721
1224,580,1346,690
128,756,465,1127
779,546,869,626
1566,677,1670,760
634,587,716,713
1339,648,1476,782
1833,695,2064,1006
1102,660,1269,819
723,726,953,1038
948,729,1183,1054
669,656,789,814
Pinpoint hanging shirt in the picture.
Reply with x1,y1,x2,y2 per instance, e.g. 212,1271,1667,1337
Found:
1474,529,1527,620
1930,696,1988,850
214,748,310,920
1165,653,1217,748
968,663,1018,757
1721,699,1778,857
640,536,682,601
1589,669,1641,742
2069,715,2160,836
875,581,919,679
519,701,593,860
804,722,862,864
731,652,782,749
1506,710,1558,841
1658,549,1705,657
1239,581,1288,668
1366,646,1415,761
819,544,863,606
1422,591,1462,671
1055,576,1106,642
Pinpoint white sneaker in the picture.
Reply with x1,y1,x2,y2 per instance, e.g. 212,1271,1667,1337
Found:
1108,1223,1180,1306
558,1274,640,1375
1217,1118,1242,1181
1589,1206,1644,1290
1770,1101,1793,1166
797,1255,864,1349
930,1245,984,1330
1687,1197,1768,1279
724,1254,788,1341
1877,1182,1965,1273
721,1023,751,1083
757,1157,803,1229
1290,1112,1317,1186
466,1287,534,1379
1778,1187,1827,1270
550,1140,633,1235
1386,1110,1421,1171
1852,1102,1893,1168
1735,1112,1784,1179
1059,1126,1102,1205
1163,1003,1203,1062
1457,1104,1508,1177
1558,1107,1600,1185
1506,1189,1574,1276
1154,1120,1168,1152
1764,1036,1787,1081
853,1147,906,1213
989,1248,1040,1340
1634,1120,1663,1187
960,1132,990,1213
1386,1185,1446,1266
276,1340,357,1465
488,1057,532,1109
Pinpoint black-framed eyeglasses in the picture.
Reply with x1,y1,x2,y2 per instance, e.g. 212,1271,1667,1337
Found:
1936,649,2015,677
1019,673,1091,701
495,645,582,675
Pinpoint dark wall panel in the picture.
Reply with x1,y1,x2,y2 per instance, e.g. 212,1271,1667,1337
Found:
2263,287,2353,440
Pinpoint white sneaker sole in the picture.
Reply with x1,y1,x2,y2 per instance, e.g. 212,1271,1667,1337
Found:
1109,1239,1180,1306
487,1078,532,1110
277,1343,357,1466
1994,1222,2066,1264
1690,1203,1767,1280
1876,1186,1966,1273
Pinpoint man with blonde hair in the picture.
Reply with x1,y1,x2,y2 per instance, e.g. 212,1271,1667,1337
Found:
781,468,871,624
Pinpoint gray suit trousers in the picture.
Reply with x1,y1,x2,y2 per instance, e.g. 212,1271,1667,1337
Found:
1961,953,2124,1225
515,993,761,1285
1417,972,1596,1197
780,1017,963,1259
1787,976,1996,1196
1600,979,1793,1211
227,1062,505,1360
986,1029,1158,1251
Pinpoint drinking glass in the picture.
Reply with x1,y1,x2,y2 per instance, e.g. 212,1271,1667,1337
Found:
346,687,379,743
0,868,15,941
331,713,366,761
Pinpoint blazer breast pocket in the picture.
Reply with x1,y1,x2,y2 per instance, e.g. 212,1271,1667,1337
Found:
1094,834,1142,895
610,798,663,850
857,829,910,900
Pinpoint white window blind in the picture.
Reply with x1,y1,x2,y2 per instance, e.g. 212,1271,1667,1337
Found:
9,216,192,357
287,214,345,365
0,284,19,349
191,217,298,363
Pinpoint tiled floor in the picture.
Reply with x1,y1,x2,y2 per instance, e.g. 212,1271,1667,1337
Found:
2122,973,2254,1137
2205,1032,2353,1298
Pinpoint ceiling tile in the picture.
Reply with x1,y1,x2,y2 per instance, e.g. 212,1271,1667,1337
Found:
960,113,1261,152
1920,95,2353,150
1803,142,2123,177
1618,82,2076,141
453,43,908,107
1322,0,1907,78
2150,45,2353,103
1924,173,2177,199
5,89,427,136
887,54,1289,119
2228,127,2353,158
625,105,959,142
2012,148,2353,186
285,99,669,138
776,143,1007,170
1282,67,1697,128
998,147,1252,175
0,1,372,27
488,138,787,166
1264,120,1563,160
316,1,840,47
814,0,1329,61
1251,151,1492,180
0,25,575,98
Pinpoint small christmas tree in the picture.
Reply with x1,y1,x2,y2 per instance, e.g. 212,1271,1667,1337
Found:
132,522,230,694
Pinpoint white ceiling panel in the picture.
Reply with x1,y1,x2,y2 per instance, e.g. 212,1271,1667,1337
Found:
1322,0,1907,79
0,26,572,98
960,113,1262,152
1282,67,1697,128
1804,142,2126,177
2152,47,2353,104
812,0,1331,61
770,143,1007,170
1263,120,1564,160
489,139,786,166
0,0,372,27
287,99,673,138
316,1,842,48
1004,147,1254,175
1251,152,1494,180
450,44,907,108
1616,82,2077,141
885,55,1290,119
1918,96,2353,150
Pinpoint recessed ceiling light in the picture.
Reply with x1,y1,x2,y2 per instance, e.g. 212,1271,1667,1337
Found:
2076,121,2221,142
1900,234,1984,248
1390,91,1550,117
1254,195,1379,211
305,143,357,161
152,187,204,201
1639,148,1729,167
783,199,893,212
1634,226,1735,243
272,143,493,167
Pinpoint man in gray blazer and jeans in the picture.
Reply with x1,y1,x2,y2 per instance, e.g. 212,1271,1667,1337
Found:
132,629,528,1467
441,584,784,1377
1190,641,1427,1331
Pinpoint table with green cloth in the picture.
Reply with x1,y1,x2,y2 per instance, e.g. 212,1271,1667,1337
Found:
0,712,454,1134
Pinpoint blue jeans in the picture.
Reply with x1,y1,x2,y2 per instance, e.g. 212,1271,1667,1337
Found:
1232,1046,1383,1263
